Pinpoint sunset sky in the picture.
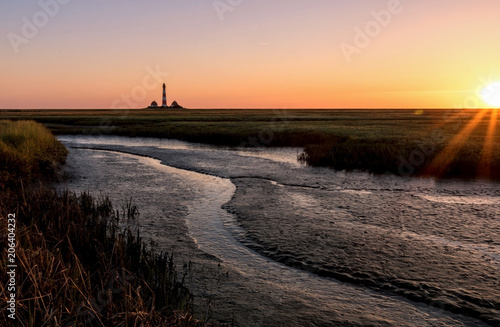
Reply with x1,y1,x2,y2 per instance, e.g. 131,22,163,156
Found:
1,0,500,109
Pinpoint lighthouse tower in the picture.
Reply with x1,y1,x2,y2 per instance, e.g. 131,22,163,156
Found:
162,83,167,108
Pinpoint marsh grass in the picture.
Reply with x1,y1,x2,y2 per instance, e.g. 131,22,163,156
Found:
0,120,67,188
120,197,140,220
300,132,500,179
0,120,199,326
1,109,499,179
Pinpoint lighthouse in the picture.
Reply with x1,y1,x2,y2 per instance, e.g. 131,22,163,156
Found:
148,82,183,109
162,83,167,108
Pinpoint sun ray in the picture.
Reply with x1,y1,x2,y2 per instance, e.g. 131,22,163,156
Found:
427,109,468,131
420,109,473,144
478,109,498,178
424,109,489,178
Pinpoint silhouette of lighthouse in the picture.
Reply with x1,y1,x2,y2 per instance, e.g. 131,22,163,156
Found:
162,83,167,108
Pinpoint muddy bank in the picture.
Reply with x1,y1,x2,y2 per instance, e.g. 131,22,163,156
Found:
225,178,500,325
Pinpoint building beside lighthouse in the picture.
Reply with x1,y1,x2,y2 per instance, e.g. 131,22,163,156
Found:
148,83,183,109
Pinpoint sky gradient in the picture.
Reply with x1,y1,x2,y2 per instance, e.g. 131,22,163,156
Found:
1,0,500,109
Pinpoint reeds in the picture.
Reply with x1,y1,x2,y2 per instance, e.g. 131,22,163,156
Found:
1,187,196,326
0,120,199,326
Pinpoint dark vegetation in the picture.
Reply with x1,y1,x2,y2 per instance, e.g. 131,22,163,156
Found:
1,108,499,180
0,121,198,326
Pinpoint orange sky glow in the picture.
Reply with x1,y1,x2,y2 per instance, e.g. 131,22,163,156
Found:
1,0,500,109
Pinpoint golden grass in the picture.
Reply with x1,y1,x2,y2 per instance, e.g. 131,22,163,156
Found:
0,120,67,187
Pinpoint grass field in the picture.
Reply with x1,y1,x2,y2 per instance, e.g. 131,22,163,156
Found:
1,108,499,180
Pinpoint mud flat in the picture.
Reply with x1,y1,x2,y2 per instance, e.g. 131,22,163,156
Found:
58,135,498,326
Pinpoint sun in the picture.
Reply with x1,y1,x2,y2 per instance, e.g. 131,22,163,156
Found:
480,82,500,108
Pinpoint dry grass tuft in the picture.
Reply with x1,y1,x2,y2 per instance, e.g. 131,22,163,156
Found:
0,120,67,188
